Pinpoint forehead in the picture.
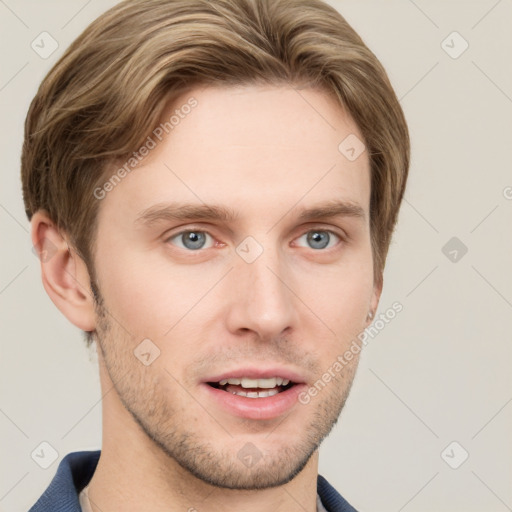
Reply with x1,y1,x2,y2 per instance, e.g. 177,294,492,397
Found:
98,84,370,226
166,84,366,164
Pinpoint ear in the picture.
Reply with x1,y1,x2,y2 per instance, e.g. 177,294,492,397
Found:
31,211,97,332
366,274,383,328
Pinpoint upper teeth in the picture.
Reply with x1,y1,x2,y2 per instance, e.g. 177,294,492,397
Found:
218,377,290,388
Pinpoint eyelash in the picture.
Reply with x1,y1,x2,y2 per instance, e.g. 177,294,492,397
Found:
165,226,345,252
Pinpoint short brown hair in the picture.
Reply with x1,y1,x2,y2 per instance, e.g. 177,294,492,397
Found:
21,0,409,294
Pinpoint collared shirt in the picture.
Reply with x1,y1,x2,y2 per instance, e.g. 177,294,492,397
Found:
29,451,357,512
79,484,328,511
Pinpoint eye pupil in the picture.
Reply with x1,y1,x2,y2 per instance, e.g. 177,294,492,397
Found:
183,231,206,250
307,231,330,250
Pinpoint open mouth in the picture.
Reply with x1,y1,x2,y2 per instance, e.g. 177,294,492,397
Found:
207,377,295,398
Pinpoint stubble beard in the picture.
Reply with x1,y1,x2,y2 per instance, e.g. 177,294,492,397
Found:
92,288,358,490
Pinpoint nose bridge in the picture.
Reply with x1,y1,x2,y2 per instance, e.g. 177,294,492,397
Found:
226,238,297,337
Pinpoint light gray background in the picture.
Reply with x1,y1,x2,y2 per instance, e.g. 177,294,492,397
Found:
1,1,511,511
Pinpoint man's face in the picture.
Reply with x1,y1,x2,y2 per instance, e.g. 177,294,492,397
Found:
91,84,379,489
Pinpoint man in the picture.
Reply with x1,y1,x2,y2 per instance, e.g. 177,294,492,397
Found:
23,0,409,510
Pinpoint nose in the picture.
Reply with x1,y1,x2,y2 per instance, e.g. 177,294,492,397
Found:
224,244,298,339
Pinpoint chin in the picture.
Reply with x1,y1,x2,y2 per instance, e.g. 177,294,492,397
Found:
175,443,317,490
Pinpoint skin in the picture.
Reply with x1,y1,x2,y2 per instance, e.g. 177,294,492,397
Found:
32,84,381,512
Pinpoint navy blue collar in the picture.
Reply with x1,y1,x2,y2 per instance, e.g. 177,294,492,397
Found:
29,451,357,512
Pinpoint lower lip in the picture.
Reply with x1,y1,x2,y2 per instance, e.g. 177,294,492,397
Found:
201,383,307,420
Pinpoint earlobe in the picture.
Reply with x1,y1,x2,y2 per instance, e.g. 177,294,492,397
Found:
31,211,97,332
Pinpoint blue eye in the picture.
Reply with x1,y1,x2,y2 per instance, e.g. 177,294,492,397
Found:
167,228,341,252
168,231,214,250
296,230,340,250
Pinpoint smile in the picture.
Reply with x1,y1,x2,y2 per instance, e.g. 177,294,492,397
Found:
208,377,294,398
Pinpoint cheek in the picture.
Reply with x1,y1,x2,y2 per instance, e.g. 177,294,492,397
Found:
94,246,224,339
297,255,374,340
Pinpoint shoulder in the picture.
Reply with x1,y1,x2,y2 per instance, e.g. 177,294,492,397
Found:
317,474,359,512
28,451,100,512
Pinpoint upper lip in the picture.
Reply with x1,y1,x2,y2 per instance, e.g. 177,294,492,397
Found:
204,366,306,384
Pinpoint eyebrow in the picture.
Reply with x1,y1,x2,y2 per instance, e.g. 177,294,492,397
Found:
297,200,366,223
134,199,366,227
135,203,238,226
